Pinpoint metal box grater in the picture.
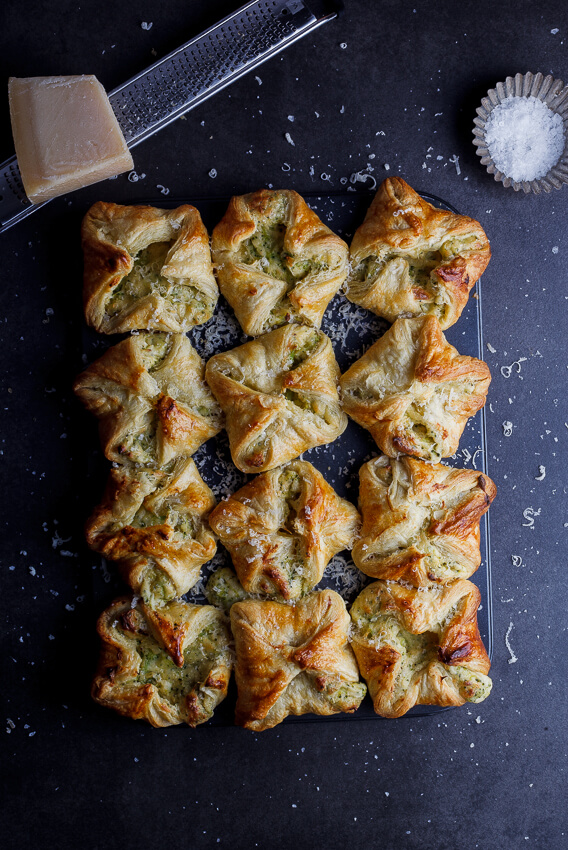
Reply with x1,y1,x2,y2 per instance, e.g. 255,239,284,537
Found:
0,0,339,234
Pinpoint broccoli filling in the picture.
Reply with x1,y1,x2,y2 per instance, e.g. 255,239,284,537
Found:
440,234,479,258
241,221,293,283
347,385,376,402
118,426,158,465
130,505,196,539
279,468,301,499
448,665,492,703
276,470,309,594
106,240,212,323
205,567,250,612
139,569,177,607
404,405,441,458
284,389,313,411
351,254,382,284
325,680,367,711
287,331,320,369
135,621,228,703
139,332,172,371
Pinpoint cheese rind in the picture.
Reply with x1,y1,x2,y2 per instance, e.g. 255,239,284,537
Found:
8,75,134,204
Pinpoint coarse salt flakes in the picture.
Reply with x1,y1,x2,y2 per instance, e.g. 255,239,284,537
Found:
484,96,565,182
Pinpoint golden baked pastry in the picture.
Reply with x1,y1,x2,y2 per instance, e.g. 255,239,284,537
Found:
339,316,491,461
205,324,347,473
230,589,367,730
73,332,223,467
345,177,490,329
85,458,216,607
211,188,348,336
208,461,360,599
353,455,496,584
82,202,218,333
92,596,232,727
349,579,492,718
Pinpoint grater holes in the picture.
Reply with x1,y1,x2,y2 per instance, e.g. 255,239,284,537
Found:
110,0,310,144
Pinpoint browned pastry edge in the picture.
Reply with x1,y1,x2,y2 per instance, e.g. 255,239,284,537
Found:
349,579,491,718
339,316,491,460
346,177,491,329
92,596,232,727
82,201,218,333
208,460,360,599
352,454,496,584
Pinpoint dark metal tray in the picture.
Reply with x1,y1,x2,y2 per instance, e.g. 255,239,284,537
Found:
84,190,493,724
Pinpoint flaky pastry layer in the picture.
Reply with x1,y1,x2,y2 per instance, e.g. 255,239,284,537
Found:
211,188,348,336
353,455,496,584
208,461,360,599
345,177,491,329
339,316,491,461
349,579,492,718
82,202,218,333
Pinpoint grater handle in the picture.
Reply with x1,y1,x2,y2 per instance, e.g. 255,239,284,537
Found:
0,0,338,235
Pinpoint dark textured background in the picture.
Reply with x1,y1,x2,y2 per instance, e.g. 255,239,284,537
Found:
1,1,567,848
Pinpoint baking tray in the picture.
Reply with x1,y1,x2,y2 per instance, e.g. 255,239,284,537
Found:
82,189,493,724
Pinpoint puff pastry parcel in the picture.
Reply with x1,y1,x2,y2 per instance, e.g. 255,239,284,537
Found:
74,332,223,467
92,596,232,727
211,188,348,336
208,461,360,600
85,458,216,607
349,579,492,718
339,316,491,461
231,590,367,730
345,177,490,329
353,455,496,584
205,324,347,473
82,202,218,333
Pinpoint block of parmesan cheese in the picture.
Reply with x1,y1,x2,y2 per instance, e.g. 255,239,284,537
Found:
8,75,134,204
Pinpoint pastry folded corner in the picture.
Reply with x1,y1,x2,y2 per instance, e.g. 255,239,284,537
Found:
340,315,491,461
82,202,218,334
230,589,367,730
345,177,490,329
349,578,492,718
92,596,233,727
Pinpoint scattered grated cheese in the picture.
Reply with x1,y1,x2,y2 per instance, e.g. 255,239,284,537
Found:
505,622,518,664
